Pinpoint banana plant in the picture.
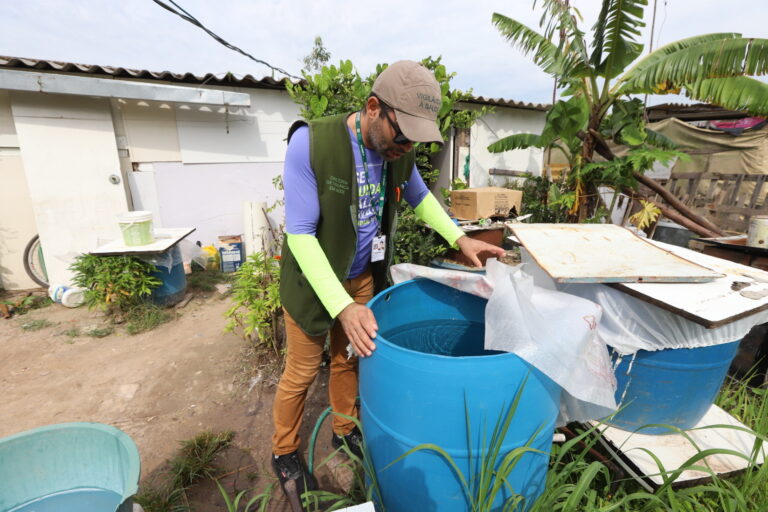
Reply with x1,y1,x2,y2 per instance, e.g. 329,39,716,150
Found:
489,0,768,221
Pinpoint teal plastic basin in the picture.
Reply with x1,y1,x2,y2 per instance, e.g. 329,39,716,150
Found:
0,423,140,512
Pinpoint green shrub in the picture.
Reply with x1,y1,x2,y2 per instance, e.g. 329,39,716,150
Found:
69,254,161,313
225,252,283,354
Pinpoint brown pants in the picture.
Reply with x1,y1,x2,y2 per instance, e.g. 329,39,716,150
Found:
271,268,374,455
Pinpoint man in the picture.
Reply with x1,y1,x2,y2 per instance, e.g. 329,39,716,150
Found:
272,60,505,501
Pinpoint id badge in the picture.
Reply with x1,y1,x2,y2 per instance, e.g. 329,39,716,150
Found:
371,235,386,262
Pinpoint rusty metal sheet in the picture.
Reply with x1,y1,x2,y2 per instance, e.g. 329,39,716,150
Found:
510,224,722,283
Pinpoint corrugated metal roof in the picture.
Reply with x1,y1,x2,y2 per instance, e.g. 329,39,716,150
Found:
463,96,549,111
646,102,748,121
0,55,549,110
0,55,291,90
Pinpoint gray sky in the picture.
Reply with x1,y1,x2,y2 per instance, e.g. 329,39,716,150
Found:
2,0,765,105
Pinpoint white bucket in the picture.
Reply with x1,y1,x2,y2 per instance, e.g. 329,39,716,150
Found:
117,211,155,246
747,215,768,248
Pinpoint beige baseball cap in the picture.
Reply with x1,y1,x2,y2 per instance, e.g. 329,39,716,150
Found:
372,60,444,145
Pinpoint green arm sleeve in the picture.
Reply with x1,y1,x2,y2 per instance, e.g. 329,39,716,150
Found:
286,233,354,318
413,193,466,248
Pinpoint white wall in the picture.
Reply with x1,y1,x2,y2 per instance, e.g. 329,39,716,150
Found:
463,103,546,187
0,90,40,290
121,87,298,246
11,92,129,287
175,88,299,164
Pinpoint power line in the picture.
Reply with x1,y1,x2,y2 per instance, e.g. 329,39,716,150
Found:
150,0,300,80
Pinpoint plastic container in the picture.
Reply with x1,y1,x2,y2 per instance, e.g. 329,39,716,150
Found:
608,340,741,434
117,211,155,246
48,285,86,308
150,246,187,307
361,279,561,512
0,422,140,512
747,215,768,248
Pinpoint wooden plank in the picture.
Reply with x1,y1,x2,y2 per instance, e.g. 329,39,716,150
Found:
750,176,766,208
614,240,768,327
509,224,722,283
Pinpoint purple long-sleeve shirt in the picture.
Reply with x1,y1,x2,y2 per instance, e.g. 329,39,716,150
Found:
284,124,429,278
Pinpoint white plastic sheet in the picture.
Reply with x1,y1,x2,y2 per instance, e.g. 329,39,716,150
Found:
390,261,617,425
521,250,768,355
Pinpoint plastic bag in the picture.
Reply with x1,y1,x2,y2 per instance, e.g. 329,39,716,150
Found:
390,261,618,425
520,249,768,355
484,260,616,425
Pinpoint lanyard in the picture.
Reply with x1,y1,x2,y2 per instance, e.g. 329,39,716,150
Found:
355,112,387,231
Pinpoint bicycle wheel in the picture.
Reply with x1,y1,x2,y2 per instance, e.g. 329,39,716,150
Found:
23,234,49,288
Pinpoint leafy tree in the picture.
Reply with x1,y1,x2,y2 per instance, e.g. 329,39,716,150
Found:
489,0,768,222
302,36,331,73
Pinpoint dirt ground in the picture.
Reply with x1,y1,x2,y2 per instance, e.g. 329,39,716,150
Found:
0,290,345,511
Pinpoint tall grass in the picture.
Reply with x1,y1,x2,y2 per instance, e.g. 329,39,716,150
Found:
295,373,766,512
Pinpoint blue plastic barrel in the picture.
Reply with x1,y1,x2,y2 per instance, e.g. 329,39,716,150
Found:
361,279,561,512
150,245,187,306
608,340,741,434
0,422,140,512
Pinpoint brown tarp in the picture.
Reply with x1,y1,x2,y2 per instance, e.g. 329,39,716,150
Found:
650,117,768,176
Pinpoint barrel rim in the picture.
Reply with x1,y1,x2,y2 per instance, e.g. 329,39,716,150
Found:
368,278,522,363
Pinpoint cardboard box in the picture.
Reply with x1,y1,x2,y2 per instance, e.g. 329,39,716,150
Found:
449,187,523,220
218,235,244,273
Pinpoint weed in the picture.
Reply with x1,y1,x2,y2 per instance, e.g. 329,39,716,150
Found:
216,480,274,512
2,294,52,316
134,482,188,512
135,430,235,512
225,252,283,355
169,430,234,488
125,304,172,335
20,319,55,331
62,327,80,338
186,268,228,292
85,326,114,338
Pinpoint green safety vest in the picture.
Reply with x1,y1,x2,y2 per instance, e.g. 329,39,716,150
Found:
280,113,415,336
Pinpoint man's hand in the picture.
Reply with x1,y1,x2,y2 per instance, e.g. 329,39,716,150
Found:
338,303,378,357
455,235,506,267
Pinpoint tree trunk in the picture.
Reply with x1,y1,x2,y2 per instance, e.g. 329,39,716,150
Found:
626,190,719,238
632,171,726,237
582,129,726,237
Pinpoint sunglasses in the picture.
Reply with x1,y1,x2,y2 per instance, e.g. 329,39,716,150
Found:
381,106,412,145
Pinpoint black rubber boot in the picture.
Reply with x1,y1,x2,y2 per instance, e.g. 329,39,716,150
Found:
271,451,317,511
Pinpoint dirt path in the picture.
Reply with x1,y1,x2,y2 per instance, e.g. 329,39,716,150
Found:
1,293,339,511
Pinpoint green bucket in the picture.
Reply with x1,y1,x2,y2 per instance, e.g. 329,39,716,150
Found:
117,211,155,246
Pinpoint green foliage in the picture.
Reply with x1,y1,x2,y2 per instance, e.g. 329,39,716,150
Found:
302,36,331,73
216,479,274,512
20,318,55,331
85,326,114,338
393,206,448,266
136,430,234,512
125,303,172,335
491,0,768,220
69,254,161,313
440,177,469,207
1,294,52,316
186,268,228,293
225,252,282,352
505,174,571,223
62,327,80,338
170,430,234,488
286,59,369,120
302,413,386,512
